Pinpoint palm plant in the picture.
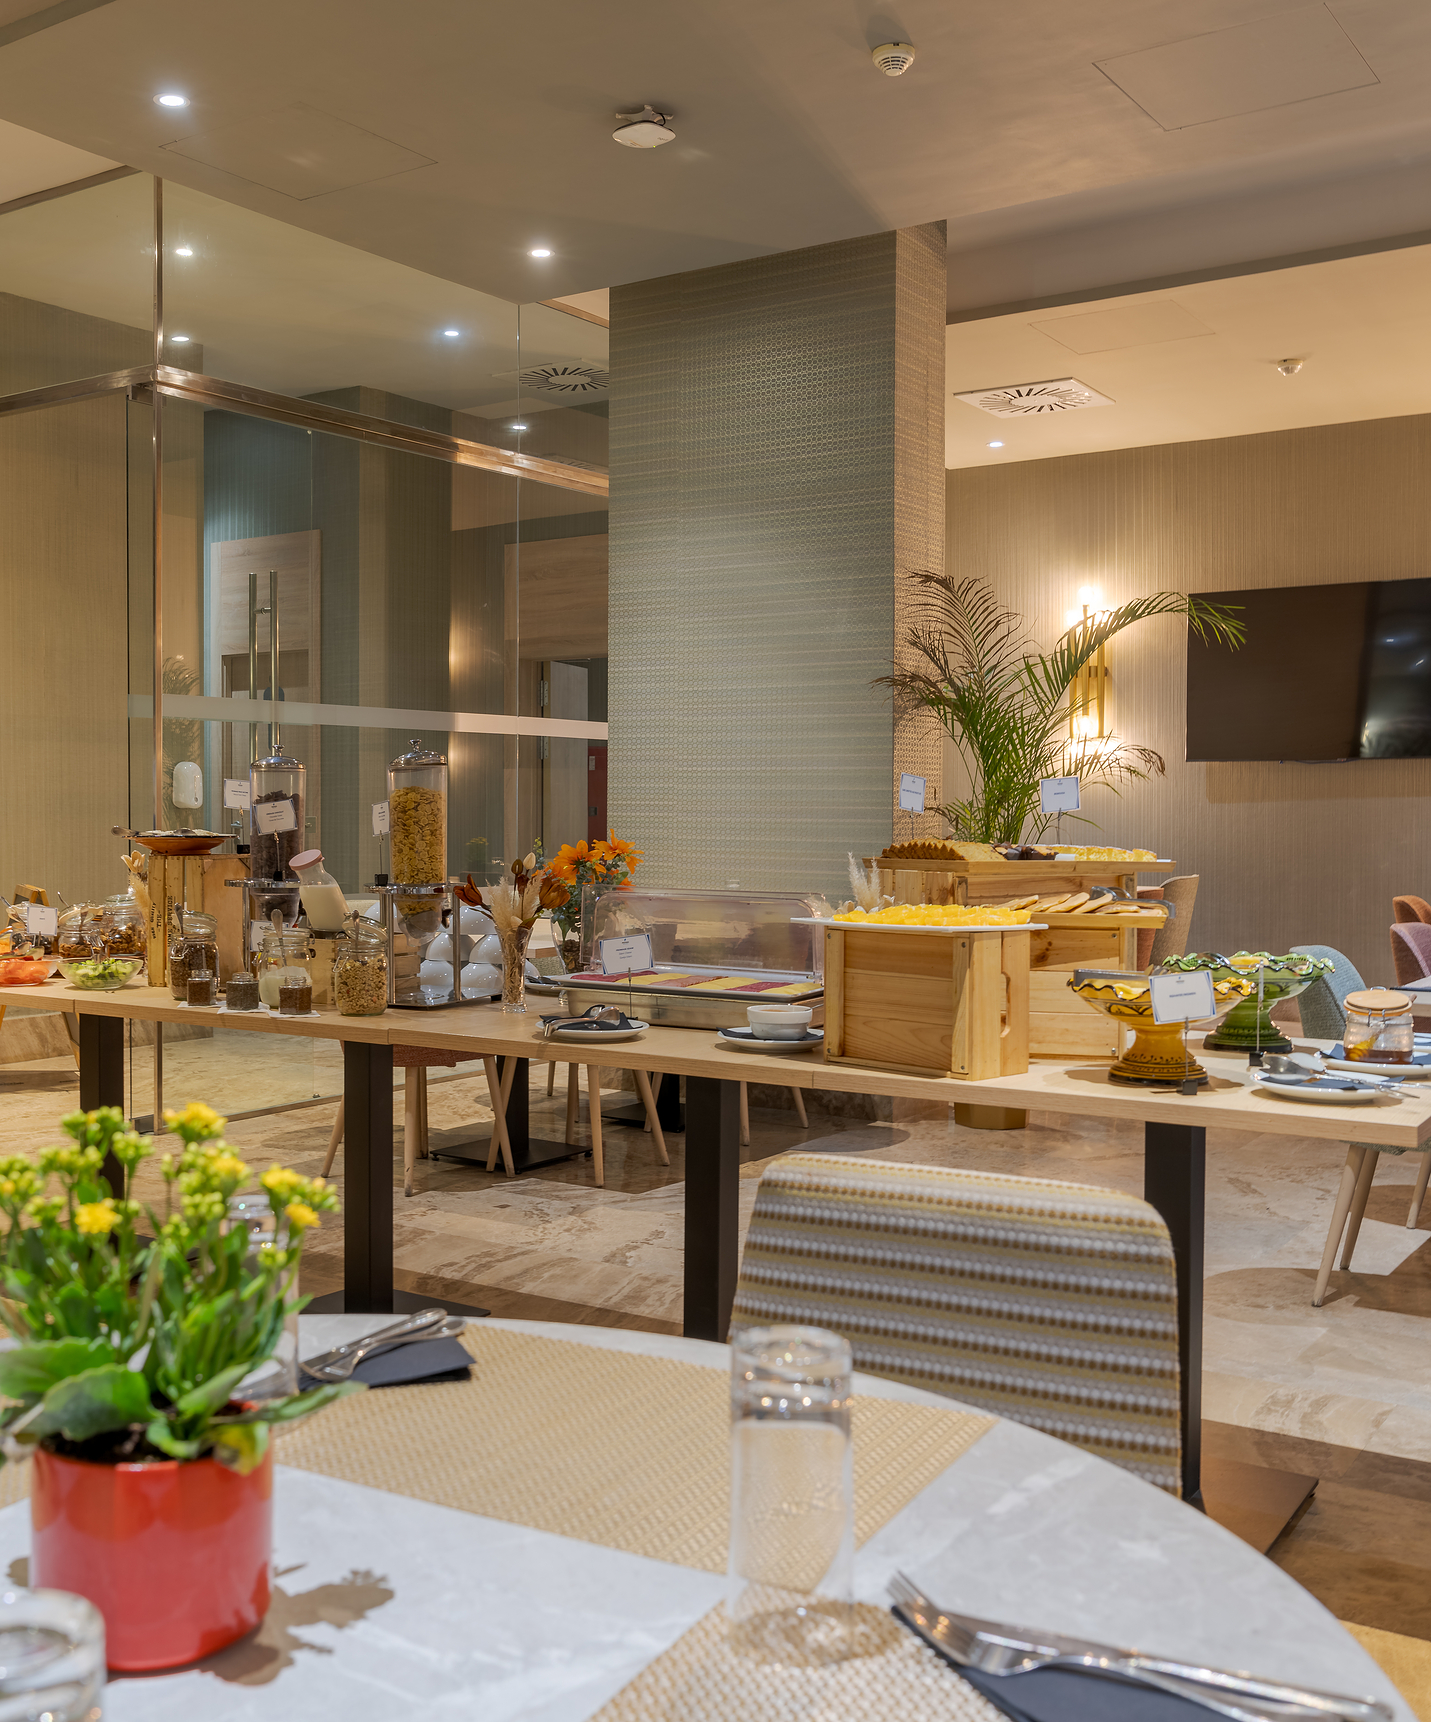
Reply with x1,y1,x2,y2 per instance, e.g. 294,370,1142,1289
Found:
882,575,1244,845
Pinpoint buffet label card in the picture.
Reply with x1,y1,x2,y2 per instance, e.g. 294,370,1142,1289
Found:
598,932,653,975
24,904,58,939
1039,775,1081,813
1149,969,1215,1024
898,773,926,813
371,801,390,836
223,779,251,810
253,797,297,835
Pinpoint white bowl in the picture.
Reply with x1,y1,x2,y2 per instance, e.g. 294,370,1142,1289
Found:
747,1004,813,1041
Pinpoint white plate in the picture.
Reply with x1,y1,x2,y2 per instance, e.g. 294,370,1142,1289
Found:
1254,1082,1392,1106
545,1020,649,1044
718,1027,824,1054
1324,1044,1431,1077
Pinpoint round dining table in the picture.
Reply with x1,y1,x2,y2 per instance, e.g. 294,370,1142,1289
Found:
0,1315,1407,1720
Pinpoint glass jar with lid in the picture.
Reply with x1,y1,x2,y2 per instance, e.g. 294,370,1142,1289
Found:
257,929,313,1008
57,910,101,963
98,896,147,960
249,751,306,883
1343,988,1415,1063
333,922,389,1017
389,740,447,937
168,911,218,1001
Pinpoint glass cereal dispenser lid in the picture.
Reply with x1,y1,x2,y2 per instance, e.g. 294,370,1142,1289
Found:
389,740,446,787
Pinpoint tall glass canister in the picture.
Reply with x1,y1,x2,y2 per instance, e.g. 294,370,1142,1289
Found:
388,741,448,940
249,752,306,884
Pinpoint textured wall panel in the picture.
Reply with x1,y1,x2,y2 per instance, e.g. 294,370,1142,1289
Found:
946,413,1431,983
609,225,945,899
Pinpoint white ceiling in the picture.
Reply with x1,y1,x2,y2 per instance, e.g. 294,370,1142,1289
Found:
0,114,116,203
3,0,1431,311
946,239,1431,467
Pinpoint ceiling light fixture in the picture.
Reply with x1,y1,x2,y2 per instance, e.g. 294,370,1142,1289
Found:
871,42,918,76
169,334,191,343
154,92,187,107
510,422,527,431
442,329,460,337
987,440,1004,449
1276,357,1304,377
174,246,192,256
613,106,676,148
528,248,552,258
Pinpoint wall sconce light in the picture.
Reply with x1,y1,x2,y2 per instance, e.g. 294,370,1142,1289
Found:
1068,585,1110,742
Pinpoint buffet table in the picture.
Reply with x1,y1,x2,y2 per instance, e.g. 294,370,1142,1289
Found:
0,1316,1400,1720
13,979,1431,1519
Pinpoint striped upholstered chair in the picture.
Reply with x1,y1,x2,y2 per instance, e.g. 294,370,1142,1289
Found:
731,1154,1182,1495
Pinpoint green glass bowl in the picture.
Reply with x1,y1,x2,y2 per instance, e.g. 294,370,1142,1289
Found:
1160,951,1334,1053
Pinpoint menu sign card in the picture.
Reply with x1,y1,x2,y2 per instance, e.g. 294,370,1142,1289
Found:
1149,969,1215,1025
598,933,654,976
253,798,297,835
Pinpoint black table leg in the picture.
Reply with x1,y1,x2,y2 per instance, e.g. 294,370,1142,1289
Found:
79,1014,126,1196
1143,1122,1205,1502
1144,1120,1317,1546
683,1076,741,1342
428,1057,581,1173
341,1040,394,1314
607,1072,684,1132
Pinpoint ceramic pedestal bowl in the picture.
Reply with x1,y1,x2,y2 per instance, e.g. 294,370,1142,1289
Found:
1163,952,1334,1055
1068,973,1253,1086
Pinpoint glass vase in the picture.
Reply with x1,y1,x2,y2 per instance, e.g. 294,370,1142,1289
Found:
500,922,534,1013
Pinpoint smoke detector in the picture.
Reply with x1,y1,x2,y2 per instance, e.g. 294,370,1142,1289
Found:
1276,357,1304,377
871,41,918,76
613,106,675,148
953,377,1115,416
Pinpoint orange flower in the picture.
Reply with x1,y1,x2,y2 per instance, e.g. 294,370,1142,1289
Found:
602,832,644,870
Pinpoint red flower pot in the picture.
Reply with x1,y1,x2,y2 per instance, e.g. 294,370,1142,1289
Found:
31,1445,273,1670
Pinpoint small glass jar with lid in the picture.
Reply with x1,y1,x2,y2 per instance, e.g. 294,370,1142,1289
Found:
168,911,219,1001
57,912,100,963
1343,988,1415,1063
333,922,389,1016
388,741,447,935
249,751,306,883
257,929,313,1008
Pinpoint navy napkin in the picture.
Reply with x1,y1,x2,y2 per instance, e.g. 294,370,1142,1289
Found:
953,1658,1241,1720
300,1335,472,1391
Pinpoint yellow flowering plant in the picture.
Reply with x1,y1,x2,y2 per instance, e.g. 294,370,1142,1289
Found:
0,1104,359,1474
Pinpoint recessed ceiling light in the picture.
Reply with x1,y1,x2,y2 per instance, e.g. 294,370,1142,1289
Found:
442,329,460,337
510,422,527,431
987,440,1004,448
169,334,191,343
174,247,192,257
528,248,551,258
154,92,187,108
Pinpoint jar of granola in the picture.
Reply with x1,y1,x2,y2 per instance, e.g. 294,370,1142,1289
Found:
333,922,389,1016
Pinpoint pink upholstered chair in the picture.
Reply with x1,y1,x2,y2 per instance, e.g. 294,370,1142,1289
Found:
1390,922,1431,988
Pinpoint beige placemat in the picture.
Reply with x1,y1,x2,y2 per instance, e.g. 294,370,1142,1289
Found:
277,1326,991,1571
593,1603,1002,1722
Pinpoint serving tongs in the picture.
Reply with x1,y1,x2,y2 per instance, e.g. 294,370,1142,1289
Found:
888,1573,1392,1722
1259,1051,1404,1092
540,1004,635,1039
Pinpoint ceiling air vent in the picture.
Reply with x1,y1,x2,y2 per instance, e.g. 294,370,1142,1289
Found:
517,363,609,395
953,378,1114,416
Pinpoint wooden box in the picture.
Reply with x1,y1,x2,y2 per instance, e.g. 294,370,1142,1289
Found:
821,923,1030,1082
872,855,1172,910
143,855,249,988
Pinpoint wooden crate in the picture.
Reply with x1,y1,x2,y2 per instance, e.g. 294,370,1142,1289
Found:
822,924,1030,1082
1027,912,1161,1060
872,855,1172,908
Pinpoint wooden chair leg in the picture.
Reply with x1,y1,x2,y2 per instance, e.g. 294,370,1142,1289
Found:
789,1086,808,1128
61,1010,81,1071
565,1063,580,1145
322,1097,345,1178
1409,1151,1431,1228
482,1056,514,1177
634,1070,669,1165
417,1068,430,1159
546,1061,556,1097
586,1066,604,1187
1314,1146,1368,1305
1340,1148,1379,1268
739,1082,750,1148
403,1068,420,1198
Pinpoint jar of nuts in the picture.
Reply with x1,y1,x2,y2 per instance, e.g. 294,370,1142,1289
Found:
333,922,389,1016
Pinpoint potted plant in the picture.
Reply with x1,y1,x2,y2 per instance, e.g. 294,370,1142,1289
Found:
547,832,645,971
0,1103,357,1671
882,576,1244,845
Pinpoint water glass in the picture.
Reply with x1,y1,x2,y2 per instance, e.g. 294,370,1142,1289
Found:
225,1195,299,1403
727,1325,854,1665
0,1588,104,1722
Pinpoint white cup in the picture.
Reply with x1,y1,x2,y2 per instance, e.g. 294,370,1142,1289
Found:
747,1004,813,1041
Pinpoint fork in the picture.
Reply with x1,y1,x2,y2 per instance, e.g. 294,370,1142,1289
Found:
304,1316,467,1381
889,1573,1392,1722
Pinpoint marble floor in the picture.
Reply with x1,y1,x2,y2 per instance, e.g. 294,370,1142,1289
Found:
6,1032,1431,1638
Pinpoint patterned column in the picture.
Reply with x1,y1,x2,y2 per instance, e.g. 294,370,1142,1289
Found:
609,224,945,899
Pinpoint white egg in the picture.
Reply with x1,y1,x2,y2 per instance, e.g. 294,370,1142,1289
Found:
473,932,502,966
460,961,502,997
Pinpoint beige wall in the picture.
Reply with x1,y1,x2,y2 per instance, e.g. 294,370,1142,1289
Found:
946,413,1431,984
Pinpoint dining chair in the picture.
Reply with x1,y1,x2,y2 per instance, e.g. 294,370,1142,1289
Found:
731,1153,1183,1495
1391,922,1431,987
1146,874,1198,969
1393,894,1431,925
1290,944,1365,1038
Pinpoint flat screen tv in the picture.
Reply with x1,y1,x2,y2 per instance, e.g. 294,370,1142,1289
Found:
1186,577,1431,761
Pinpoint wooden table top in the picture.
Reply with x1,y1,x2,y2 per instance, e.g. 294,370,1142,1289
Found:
10,980,1430,1148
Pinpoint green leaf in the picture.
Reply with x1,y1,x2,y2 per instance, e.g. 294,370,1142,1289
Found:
0,1338,115,1400
144,1419,202,1461
210,1420,269,1475
215,1380,365,1426
172,1361,253,1419
28,1367,154,1442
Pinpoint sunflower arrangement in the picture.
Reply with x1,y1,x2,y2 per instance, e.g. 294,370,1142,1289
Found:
547,832,645,949
0,1104,354,1473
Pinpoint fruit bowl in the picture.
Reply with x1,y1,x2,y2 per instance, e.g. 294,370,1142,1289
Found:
1161,951,1334,1054
1068,972,1253,1086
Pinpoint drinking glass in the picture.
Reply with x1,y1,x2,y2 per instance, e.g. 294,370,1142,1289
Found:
727,1325,854,1665
225,1194,299,1403
0,1588,104,1722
